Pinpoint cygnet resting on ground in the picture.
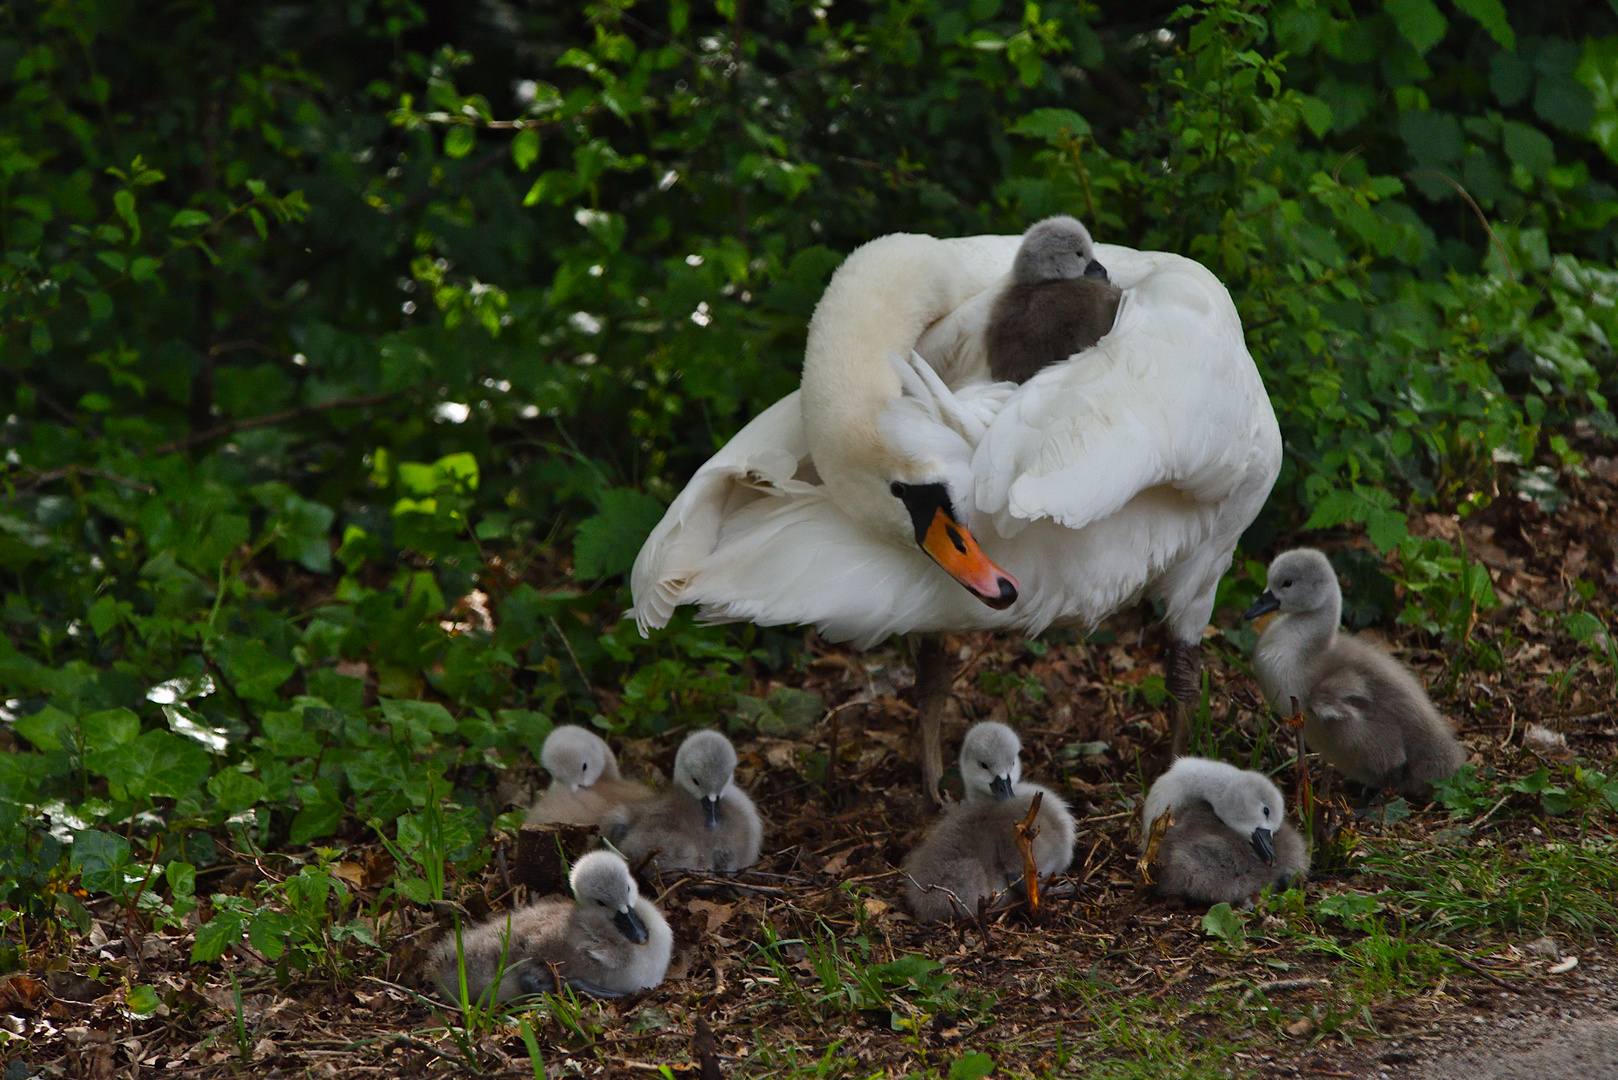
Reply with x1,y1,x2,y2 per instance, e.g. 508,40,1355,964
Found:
527,725,654,826
984,215,1124,384
903,721,1077,923
1247,548,1465,799
605,730,763,871
432,851,671,1003
1142,757,1309,907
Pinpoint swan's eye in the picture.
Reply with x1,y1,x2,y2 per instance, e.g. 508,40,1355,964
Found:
890,481,908,497
581,762,589,773
979,761,989,770
1263,806,1271,817
1281,579,1292,588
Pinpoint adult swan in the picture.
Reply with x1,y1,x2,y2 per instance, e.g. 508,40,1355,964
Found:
629,231,1281,804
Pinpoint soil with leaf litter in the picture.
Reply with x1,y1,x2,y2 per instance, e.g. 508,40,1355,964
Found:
6,454,1618,1079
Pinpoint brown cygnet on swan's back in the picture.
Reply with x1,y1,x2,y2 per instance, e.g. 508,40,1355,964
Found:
985,215,1122,385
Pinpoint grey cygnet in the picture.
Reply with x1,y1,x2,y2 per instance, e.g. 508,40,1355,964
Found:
903,721,1077,923
1247,548,1465,799
432,850,671,1003
527,725,653,826
605,730,763,871
985,215,1123,385
1142,756,1309,907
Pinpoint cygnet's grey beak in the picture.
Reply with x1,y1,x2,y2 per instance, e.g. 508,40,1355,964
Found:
613,906,649,945
990,774,1015,801
1084,259,1109,280
702,795,721,828
1244,591,1281,619
1250,826,1276,865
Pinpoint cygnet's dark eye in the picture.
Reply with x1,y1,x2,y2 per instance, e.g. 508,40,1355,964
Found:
1263,806,1271,817
979,761,989,770
1281,579,1293,588
890,481,908,497
581,762,590,773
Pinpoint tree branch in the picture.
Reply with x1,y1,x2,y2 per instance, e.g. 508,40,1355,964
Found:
150,391,403,456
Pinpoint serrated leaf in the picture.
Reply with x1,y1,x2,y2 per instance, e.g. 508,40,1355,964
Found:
1384,0,1447,55
191,909,245,962
249,909,294,959
572,488,665,579
512,127,540,171
1008,107,1091,141
1450,0,1513,50
1201,902,1245,946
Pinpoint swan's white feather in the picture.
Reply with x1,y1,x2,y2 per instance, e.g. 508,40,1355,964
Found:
628,233,1280,647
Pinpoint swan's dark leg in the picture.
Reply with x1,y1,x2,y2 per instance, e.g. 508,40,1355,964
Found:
1166,637,1200,758
914,633,950,807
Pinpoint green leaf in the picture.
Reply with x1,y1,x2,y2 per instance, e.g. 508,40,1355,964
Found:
572,488,666,579
169,208,211,228
216,637,296,704
71,829,133,895
1577,36,1618,165
125,984,162,1019
14,705,78,751
512,128,540,171
1201,902,1245,947
289,781,345,845
129,256,160,282
249,909,294,959
80,708,140,752
1298,95,1334,138
86,729,212,801
445,125,475,159
949,1052,995,1080
1384,0,1447,54
1009,108,1091,141
29,322,51,356
113,188,139,236
165,861,196,900
1399,109,1464,165
191,908,246,962
1491,49,1533,107
1501,121,1554,175
1535,74,1596,135
381,697,456,745
1450,0,1513,50
207,768,268,813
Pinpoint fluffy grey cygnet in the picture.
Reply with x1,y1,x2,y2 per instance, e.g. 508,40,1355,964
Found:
605,730,763,871
432,851,671,1003
527,725,653,826
985,215,1123,385
1142,757,1309,907
1247,548,1465,799
903,721,1077,923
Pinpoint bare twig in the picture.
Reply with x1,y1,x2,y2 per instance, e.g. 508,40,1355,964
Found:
1014,791,1045,920
1239,977,1332,1004
149,390,403,455
10,466,155,494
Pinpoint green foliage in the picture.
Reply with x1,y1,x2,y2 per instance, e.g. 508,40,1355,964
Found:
0,0,1613,968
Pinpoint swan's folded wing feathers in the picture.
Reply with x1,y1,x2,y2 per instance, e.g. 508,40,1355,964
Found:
974,255,1277,535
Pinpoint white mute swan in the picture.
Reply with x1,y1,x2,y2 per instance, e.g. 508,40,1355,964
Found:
630,231,1281,801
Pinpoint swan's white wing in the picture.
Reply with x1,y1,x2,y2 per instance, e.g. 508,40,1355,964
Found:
628,394,814,633
974,253,1280,537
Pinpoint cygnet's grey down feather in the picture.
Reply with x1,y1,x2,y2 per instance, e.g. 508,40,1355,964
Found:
432,851,671,1003
527,725,654,826
904,721,1076,923
605,730,763,871
1143,757,1309,907
1248,548,1465,799
985,215,1123,385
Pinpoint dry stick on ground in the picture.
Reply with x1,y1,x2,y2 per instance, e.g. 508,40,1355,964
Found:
1014,791,1045,921
1286,695,1311,831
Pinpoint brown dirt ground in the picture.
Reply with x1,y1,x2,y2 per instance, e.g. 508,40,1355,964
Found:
4,451,1618,1079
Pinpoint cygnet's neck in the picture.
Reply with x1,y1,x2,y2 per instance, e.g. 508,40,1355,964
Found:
1254,598,1342,714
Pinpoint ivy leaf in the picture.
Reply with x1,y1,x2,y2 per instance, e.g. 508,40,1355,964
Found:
1384,0,1447,55
572,488,666,579
80,708,140,752
70,829,133,895
1450,0,1513,51
13,705,77,752
1502,121,1555,175
86,729,212,801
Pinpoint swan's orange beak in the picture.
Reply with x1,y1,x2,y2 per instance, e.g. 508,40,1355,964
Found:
921,507,1019,609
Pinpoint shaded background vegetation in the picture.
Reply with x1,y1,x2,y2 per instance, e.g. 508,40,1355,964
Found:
0,0,1615,967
